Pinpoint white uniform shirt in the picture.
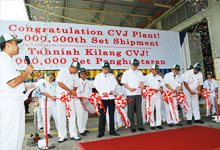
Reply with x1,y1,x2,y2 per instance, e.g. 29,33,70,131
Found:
40,82,57,107
203,79,218,97
93,72,117,100
115,84,127,98
0,52,26,99
76,78,92,98
164,72,181,92
121,68,144,96
56,68,80,94
144,72,164,98
183,69,203,92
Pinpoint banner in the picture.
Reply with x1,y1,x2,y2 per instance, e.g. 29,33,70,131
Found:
0,20,182,70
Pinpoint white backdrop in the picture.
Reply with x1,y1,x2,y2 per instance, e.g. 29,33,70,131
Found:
0,20,182,70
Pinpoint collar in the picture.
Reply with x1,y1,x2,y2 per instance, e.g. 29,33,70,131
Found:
1,51,12,60
101,72,109,77
129,68,137,73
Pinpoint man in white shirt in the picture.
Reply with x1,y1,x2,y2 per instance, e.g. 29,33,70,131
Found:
56,61,81,143
144,64,164,130
164,64,183,127
180,65,193,120
0,34,34,150
203,71,218,116
183,63,204,124
121,58,145,132
93,62,120,137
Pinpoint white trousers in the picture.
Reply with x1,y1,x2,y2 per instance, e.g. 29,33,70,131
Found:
0,97,25,150
40,101,59,134
179,103,186,118
142,97,147,124
106,106,117,131
164,97,179,124
36,106,44,129
161,99,167,121
56,95,78,139
75,100,88,133
206,96,216,115
150,97,162,127
116,105,127,126
184,91,201,120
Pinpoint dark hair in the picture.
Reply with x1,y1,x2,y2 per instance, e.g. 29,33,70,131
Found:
0,42,6,51
117,75,123,86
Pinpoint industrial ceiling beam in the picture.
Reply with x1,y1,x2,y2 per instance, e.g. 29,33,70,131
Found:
120,1,145,27
136,0,176,8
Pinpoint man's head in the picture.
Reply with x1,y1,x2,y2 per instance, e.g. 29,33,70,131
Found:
102,62,110,74
187,65,193,70
70,61,81,74
117,72,123,80
193,63,201,74
151,64,159,75
0,34,23,56
206,71,212,79
130,58,139,71
172,64,180,75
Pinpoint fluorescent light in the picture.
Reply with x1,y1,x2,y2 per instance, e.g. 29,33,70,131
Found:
154,3,172,8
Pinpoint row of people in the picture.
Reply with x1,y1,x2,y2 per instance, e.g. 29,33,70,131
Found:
33,58,218,142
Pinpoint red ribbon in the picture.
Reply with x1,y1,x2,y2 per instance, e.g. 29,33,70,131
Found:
215,90,219,120
114,95,130,129
163,91,178,122
202,90,211,112
60,92,72,118
89,92,106,116
142,86,154,123
175,93,189,114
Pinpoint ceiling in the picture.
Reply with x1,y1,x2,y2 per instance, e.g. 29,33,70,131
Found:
24,0,181,29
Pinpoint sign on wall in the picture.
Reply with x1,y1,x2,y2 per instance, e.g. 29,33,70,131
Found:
0,20,182,70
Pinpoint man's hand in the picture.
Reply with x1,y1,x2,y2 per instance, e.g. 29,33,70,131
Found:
80,99,84,105
70,90,76,96
190,90,196,95
103,92,108,96
198,92,202,95
154,89,159,93
109,91,113,95
129,88,135,92
171,89,177,93
179,89,183,94
36,101,39,107
159,88,163,93
26,85,35,91
140,85,145,89
25,64,34,75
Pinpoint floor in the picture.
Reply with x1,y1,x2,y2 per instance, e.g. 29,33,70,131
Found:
22,105,220,150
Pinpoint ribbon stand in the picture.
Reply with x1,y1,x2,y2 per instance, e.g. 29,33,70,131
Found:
39,97,55,149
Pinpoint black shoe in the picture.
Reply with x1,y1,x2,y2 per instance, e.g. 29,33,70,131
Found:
39,127,44,132
80,132,87,136
137,127,146,131
85,130,90,133
110,133,120,136
168,124,173,127
156,126,163,129
151,127,156,130
97,134,104,138
174,123,182,126
187,120,192,125
131,129,136,132
47,134,53,138
194,120,204,124
70,137,81,141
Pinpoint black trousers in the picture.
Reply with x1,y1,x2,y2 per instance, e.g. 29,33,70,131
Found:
127,95,143,129
99,99,115,135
